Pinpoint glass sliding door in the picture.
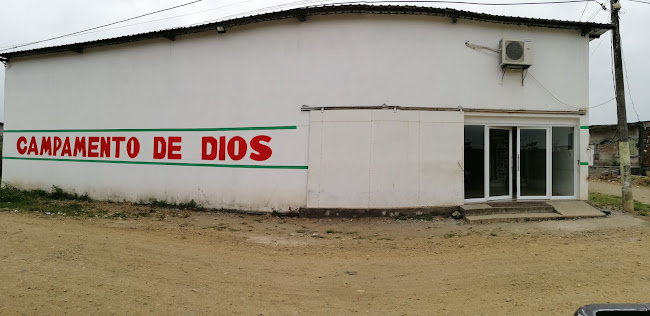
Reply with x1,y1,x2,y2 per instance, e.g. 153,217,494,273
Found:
465,124,577,202
464,125,485,200
552,127,576,197
517,128,549,199
488,128,512,199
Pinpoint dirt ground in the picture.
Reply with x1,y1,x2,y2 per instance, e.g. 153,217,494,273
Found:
589,179,650,204
1,198,649,316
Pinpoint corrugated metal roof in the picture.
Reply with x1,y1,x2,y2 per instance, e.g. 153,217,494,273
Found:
0,4,612,60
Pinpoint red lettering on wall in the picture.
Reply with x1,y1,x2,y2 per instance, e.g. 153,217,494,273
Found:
112,137,125,158
17,136,28,155
202,137,218,160
218,136,226,161
153,137,166,159
53,137,62,156
61,137,72,156
13,134,274,162
249,135,272,161
88,137,100,158
100,137,110,158
27,137,38,155
74,137,87,157
39,137,52,156
227,136,247,161
127,137,140,158
168,137,182,160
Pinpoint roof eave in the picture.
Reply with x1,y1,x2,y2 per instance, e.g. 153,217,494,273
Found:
0,5,613,60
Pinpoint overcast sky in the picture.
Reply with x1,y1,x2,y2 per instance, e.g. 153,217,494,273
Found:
0,0,647,125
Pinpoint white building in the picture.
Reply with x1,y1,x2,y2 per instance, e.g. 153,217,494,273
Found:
0,5,611,215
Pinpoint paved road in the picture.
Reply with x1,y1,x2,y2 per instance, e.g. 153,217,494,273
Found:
589,180,650,204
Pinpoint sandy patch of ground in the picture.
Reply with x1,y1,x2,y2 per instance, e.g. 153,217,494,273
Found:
0,206,648,315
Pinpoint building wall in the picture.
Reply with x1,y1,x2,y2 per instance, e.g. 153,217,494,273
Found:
307,110,464,208
590,125,641,167
2,13,590,210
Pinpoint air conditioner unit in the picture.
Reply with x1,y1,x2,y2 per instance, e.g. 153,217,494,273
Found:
499,39,533,69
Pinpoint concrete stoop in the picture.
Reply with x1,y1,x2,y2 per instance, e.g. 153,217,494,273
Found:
462,201,606,224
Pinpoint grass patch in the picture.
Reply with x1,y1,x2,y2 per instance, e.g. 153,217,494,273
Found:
48,186,92,201
138,198,205,211
589,192,650,216
0,185,159,219
0,185,97,216
394,213,437,221
632,175,650,187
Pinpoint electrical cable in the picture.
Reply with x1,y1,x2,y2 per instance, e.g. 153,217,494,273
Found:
585,4,603,21
0,0,326,52
627,0,650,4
322,0,592,6
46,0,326,41
578,1,590,20
0,0,207,52
622,56,641,121
0,0,600,53
464,41,614,110
528,72,615,109
620,36,642,122
590,32,608,56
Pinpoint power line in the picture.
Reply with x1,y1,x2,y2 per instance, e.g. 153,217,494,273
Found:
0,0,332,52
578,1,590,20
0,0,205,52
528,72,615,109
620,33,642,121
628,0,650,4
622,56,641,121
589,97,617,109
590,32,608,56
0,0,325,47
326,0,592,6
585,3,604,21
0,0,601,52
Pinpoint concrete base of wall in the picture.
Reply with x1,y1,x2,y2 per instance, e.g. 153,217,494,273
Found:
298,206,459,218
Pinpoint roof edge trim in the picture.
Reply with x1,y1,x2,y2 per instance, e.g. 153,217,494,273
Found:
0,4,613,59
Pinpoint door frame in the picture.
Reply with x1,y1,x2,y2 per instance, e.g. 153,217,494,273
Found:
486,127,513,201
464,117,582,204
550,125,579,200
516,126,551,200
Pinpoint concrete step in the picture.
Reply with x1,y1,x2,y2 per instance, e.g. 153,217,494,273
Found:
465,212,564,224
461,203,555,216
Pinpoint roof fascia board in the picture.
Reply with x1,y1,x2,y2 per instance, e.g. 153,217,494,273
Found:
0,5,613,60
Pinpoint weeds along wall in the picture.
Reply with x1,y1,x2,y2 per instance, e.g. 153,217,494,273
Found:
2,13,589,211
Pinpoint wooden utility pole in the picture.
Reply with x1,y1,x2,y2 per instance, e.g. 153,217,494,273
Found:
610,0,634,213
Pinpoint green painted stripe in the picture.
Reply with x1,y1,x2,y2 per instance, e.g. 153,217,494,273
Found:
3,156,308,169
4,126,297,133
580,162,589,166
580,126,590,130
